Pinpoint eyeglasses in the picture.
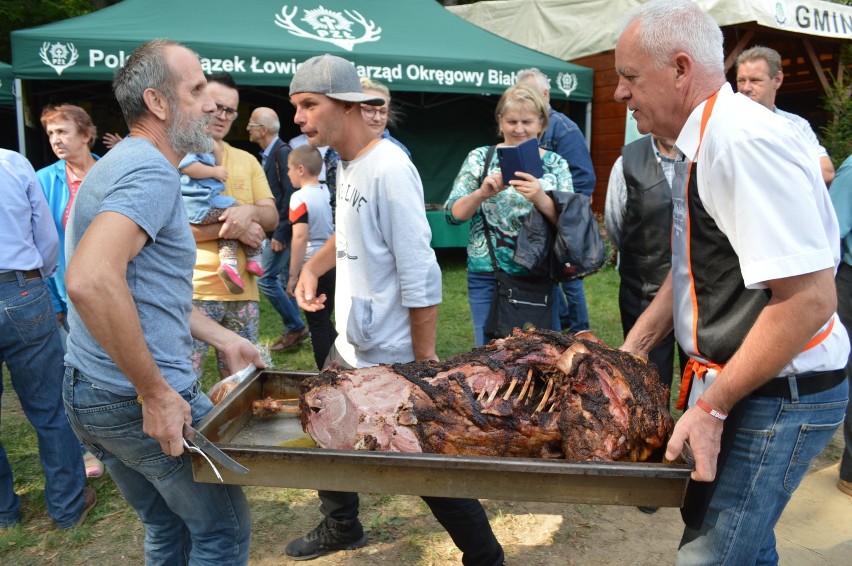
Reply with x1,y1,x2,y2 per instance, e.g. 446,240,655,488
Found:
361,106,389,119
213,103,238,121
246,122,264,128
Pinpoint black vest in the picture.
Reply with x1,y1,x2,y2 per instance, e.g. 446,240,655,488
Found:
683,161,769,363
619,137,673,301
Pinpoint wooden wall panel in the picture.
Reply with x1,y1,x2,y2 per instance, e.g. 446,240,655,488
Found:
574,51,624,212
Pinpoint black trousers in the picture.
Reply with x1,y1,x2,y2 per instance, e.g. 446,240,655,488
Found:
318,490,504,566
317,342,504,565
304,269,337,371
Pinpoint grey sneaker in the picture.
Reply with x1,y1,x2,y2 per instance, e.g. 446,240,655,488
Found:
284,517,367,561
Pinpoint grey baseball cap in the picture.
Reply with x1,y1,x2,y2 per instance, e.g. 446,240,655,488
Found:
290,54,385,105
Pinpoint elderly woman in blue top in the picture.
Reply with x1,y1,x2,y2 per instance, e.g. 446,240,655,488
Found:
36,103,104,479
36,104,99,333
445,83,573,346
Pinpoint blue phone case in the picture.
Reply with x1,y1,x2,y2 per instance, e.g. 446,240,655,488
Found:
497,138,544,182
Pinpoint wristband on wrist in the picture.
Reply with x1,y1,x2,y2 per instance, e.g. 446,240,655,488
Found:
696,398,727,421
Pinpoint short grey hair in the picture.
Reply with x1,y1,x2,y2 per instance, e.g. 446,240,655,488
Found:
264,117,280,134
516,68,550,93
623,0,723,75
113,39,183,128
736,46,783,77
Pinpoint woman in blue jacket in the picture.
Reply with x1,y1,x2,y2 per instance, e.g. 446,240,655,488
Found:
36,103,103,479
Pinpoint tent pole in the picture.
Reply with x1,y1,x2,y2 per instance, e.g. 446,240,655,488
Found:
584,102,592,150
15,79,25,157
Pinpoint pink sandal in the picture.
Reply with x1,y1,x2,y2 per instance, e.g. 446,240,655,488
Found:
217,264,245,294
246,260,264,277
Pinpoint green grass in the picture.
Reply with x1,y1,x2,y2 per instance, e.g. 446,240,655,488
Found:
1,256,632,563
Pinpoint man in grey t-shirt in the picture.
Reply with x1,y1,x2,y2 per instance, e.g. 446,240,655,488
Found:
64,39,263,564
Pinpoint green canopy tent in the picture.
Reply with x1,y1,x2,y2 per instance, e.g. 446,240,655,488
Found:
0,62,20,151
12,0,593,246
0,62,14,106
11,0,591,98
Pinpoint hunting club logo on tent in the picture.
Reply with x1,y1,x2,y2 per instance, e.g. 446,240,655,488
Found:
556,72,578,98
39,41,79,75
275,5,381,51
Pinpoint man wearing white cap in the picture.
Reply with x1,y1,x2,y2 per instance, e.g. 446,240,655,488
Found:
288,54,505,565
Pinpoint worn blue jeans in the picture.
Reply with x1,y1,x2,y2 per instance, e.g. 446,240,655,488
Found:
676,378,848,565
258,240,304,334
63,368,251,565
555,279,590,332
467,271,558,347
0,275,86,528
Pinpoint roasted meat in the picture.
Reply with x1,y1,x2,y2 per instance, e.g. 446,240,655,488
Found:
300,329,673,462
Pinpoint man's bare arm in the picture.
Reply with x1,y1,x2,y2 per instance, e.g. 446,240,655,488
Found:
410,305,439,362
621,270,675,357
667,267,838,482
295,235,336,311
66,211,190,457
218,198,278,237
820,156,835,186
189,307,265,375
190,199,277,245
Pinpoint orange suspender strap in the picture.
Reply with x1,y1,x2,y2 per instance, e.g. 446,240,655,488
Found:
675,93,718,411
676,317,836,410
802,316,835,352
684,93,718,365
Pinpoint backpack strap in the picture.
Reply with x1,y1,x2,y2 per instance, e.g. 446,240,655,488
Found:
273,140,292,187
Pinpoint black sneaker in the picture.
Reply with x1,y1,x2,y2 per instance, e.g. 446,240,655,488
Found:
637,506,659,514
284,517,368,561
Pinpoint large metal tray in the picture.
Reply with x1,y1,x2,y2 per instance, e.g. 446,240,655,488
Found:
191,370,692,507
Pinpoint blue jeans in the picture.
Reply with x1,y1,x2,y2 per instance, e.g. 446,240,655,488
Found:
555,279,590,332
63,368,251,565
0,275,86,528
676,378,848,565
258,241,304,333
467,271,558,347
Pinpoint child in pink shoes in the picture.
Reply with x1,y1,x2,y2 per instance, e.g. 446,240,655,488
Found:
179,143,264,294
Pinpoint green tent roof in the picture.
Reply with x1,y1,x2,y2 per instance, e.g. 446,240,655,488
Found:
0,62,14,106
11,0,592,101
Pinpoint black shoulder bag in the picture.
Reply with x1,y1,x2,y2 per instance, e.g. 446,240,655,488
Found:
479,146,554,340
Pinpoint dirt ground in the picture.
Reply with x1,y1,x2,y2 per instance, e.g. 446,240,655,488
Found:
242,430,851,566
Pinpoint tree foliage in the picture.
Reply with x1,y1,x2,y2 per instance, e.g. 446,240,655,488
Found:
0,0,118,62
822,44,852,165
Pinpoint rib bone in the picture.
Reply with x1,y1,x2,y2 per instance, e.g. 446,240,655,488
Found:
487,386,499,403
514,370,533,406
502,378,518,401
535,379,554,412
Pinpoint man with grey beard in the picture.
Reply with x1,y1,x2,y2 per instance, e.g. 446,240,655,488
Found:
63,39,262,564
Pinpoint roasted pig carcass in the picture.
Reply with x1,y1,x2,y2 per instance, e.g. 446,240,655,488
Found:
300,329,673,462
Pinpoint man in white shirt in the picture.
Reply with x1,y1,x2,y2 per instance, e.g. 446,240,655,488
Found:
615,1,848,563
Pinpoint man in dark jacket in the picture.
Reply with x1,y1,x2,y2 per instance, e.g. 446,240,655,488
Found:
248,107,309,351
605,134,685,398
